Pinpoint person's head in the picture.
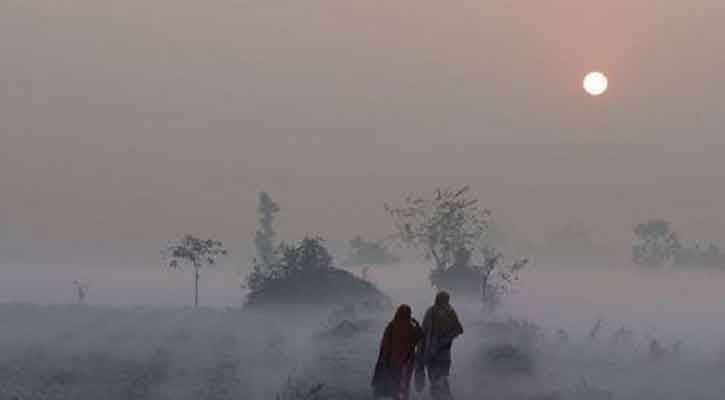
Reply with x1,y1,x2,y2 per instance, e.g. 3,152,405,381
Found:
434,291,450,307
393,304,412,322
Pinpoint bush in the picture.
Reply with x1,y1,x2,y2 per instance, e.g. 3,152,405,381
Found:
387,186,526,306
245,237,390,312
430,247,526,309
673,242,725,269
632,219,680,268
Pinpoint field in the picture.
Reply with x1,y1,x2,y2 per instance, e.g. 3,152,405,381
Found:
1,296,724,400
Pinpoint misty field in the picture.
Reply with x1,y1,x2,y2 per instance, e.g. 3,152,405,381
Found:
1,297,724,400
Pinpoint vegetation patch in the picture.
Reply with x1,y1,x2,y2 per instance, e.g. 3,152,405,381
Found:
245,237,390,312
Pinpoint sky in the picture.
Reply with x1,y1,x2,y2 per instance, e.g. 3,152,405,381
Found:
2,0,725,261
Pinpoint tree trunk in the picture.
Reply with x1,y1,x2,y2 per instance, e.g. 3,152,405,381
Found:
481,274,488,305
194,267,200,308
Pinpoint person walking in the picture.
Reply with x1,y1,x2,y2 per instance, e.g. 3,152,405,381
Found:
419,291,463,400
372,304,423,400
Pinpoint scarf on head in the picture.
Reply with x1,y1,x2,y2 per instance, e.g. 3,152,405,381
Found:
389,304,417,367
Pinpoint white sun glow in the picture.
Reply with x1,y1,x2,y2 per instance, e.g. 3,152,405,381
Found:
583,71,608,96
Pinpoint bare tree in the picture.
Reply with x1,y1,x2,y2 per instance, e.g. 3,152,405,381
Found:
164,234,227,308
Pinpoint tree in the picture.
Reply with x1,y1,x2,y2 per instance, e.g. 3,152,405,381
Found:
386,186,490,272
345,235,399,267
255,192,280,269
477,247,527,310
673,241,725,269
279,236,334,273
247,236,333,293
632,219,680,268
164,234,227,307
387,186,526,304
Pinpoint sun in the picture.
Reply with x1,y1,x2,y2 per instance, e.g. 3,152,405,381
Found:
583,71,608,96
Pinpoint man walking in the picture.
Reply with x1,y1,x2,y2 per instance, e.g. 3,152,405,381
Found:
419,291,463,400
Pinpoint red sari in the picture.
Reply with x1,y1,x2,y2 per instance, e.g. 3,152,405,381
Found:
372,305,423,400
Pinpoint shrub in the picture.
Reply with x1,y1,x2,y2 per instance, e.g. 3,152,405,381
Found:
245,237,389,312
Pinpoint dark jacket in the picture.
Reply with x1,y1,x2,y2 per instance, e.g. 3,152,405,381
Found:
421,304,463,364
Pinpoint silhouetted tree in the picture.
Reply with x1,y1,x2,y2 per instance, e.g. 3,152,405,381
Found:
387,186,526,304
247,236,333,293
255,192,280,269
164,235,227,307
632,219,680,268
386,186,490,271
280,236,334,273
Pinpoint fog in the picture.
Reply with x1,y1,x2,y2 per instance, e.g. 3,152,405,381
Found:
2,259,725,399
3,0,725,251
3,0,725,398
7,260,725,348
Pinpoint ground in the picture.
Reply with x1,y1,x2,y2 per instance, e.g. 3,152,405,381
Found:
0,302,724,400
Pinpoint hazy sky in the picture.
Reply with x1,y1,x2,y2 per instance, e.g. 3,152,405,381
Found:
2,0,725,255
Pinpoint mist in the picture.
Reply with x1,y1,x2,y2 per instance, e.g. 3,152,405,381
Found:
3,0,725,399
2,257,725,399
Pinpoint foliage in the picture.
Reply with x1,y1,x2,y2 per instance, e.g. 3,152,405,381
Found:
345,235,399,267
632,219,681,268
387,186,525,304
673,242,725,269
478,247,528,309
427,246,526,308
632,218,724,269
254,192,280,269
252,236,334,289
245,237,389,311
163,234,227,307
386,186,490,271
165,235,227,269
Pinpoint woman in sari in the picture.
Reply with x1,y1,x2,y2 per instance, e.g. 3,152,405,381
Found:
372,304,423,400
